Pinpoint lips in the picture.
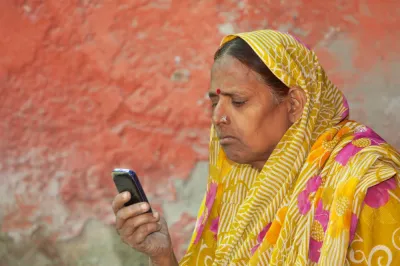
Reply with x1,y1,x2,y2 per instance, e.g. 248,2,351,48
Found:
218,134,237,145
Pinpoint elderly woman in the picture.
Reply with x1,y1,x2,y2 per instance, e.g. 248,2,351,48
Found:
112,30,400,265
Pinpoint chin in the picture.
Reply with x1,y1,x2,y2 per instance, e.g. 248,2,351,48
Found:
222,147,249,164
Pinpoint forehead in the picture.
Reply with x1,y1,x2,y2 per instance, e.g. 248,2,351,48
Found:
210,55,265,91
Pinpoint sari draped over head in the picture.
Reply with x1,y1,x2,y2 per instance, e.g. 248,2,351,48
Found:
180,30,400,265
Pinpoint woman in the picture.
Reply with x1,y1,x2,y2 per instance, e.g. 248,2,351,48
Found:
112,30,400,265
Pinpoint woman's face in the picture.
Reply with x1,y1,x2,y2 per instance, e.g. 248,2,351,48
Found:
208,55,292,170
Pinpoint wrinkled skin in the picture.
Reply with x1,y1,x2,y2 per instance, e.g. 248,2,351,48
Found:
208,55,305,170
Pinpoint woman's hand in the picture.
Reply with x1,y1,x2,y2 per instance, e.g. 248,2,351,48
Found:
112,192,177,265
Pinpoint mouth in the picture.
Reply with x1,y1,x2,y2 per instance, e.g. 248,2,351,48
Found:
218,135,237,145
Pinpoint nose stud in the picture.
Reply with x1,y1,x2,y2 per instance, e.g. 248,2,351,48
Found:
221,115,228,123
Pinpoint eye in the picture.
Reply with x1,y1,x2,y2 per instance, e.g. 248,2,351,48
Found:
232,100,246,107
211,101,218,108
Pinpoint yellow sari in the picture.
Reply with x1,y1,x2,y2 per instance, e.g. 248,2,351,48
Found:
180,30,400,265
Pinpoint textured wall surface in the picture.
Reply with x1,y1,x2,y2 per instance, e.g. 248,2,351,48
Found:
1,0,399,265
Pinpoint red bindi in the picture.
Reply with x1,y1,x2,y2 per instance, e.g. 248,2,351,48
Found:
216,88,221,95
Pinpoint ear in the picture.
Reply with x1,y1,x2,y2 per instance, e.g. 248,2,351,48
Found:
288,87,306,123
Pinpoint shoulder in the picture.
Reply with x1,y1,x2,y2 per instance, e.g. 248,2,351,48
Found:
332,120,395,167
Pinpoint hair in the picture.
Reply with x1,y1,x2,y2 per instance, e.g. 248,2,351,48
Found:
214,37,290,100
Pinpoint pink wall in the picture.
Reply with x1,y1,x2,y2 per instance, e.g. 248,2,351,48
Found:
1,0,399,262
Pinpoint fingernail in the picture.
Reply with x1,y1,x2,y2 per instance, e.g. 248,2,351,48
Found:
141,203,149,211
123,192,129,199
153,211,158,218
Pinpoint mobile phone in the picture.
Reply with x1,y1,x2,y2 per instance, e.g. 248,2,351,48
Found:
112,168,152,213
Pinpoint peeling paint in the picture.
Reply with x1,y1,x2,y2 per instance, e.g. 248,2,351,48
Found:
0,1,399,263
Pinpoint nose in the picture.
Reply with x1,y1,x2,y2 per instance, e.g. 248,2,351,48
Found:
212,100,228,125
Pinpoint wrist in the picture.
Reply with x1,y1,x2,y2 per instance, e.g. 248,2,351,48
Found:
150,251,178,266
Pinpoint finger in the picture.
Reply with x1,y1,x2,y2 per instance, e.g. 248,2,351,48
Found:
119,212,159,237
130,222,162,245
116,202,150,229
112,192,131,214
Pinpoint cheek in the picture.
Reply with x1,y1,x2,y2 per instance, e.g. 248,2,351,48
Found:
262,111,290,145
234,114,268,150
238,108,289,151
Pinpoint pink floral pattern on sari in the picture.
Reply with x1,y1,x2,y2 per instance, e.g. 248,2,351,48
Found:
349,213,358,243
298,176,322,215
309,200,329,262
336,127,385,166
194,182,218,244
210,217,219,240
365,177,397,208
308,200,360,263
250,222,272,255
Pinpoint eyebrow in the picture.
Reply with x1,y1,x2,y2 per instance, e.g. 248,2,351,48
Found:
208,91,245,98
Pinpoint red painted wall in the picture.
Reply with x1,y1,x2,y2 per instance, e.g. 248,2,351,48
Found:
1,0,399,260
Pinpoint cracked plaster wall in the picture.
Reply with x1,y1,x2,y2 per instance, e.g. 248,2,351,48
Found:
1,0,399,264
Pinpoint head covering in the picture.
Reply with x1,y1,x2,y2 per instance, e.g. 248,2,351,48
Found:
180,30,400,265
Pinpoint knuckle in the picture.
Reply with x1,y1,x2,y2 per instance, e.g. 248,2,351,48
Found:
137,224,147,235
120,217,140,235
147,223,156,232
121,224,135,237
117,208,130,220
131,203,142,213
129,217,140,229
135,225,148,241
116,210,125,220
142,223,155,237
